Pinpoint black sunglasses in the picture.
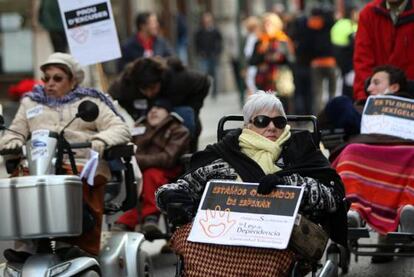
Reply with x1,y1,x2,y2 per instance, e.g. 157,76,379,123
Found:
41,75,65,83
250,115,287,129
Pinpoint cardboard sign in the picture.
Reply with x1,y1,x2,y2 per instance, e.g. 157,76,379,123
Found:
58,0,121,65
361,95,414,140
188,180,304,250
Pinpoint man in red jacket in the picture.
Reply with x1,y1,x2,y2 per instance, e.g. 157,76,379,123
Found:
353,0,414,100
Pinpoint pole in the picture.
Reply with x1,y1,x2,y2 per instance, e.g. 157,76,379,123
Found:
95,63,109,93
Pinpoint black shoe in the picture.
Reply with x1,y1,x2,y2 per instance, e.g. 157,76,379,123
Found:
4,249,32,263
142,215,162,239
371,255,394,264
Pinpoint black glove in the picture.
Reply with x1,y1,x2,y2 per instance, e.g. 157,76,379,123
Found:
160,190,195,227
183,160,237,190
258,174,285,195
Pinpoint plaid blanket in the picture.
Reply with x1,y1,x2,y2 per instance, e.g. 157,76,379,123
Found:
171,223,295,277
332,143,414,234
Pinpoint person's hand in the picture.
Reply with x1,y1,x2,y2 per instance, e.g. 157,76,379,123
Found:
0,140,23,151
160,190,195,227
187,160,237,184
91,140,106,156
258,174,285,195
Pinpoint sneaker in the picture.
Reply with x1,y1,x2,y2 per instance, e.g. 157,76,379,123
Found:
142,215,162,239
400,205,414,233
347,210,362,228
3,249,32,263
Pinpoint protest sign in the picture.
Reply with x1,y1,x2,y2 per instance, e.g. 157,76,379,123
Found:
58,0,121,66
188,180,303,250
361,95,414,140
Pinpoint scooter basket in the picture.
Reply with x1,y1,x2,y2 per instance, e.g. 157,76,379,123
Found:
0,175,83,240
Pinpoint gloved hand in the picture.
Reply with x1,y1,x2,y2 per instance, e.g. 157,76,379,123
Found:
160,190,195,227
91,140,106,157
1,140,23,151
258,174,285,195
184,160,237,189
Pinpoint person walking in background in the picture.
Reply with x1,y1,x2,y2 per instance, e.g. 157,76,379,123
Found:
249,12,295,113
242,16,260,96
289,12,314,115
38,0,68,52
194,12,223,98
353,0,414,101
117,12,173,72
307,7,337,114
331,5,358,98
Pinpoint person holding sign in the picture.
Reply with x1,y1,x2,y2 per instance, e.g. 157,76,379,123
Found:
319,65,413,143
155,91,347,276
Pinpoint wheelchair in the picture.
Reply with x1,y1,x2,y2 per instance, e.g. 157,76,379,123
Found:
164,114,349,277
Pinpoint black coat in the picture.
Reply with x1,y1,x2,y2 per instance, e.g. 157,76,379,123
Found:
108,64,210,121
187,129,348,246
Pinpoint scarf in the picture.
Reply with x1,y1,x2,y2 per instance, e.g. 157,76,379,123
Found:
25,85,123,119
258,30,290,53
239,125,291,175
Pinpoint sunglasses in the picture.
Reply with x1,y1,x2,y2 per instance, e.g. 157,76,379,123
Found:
41,75,66,83
250,115,287,129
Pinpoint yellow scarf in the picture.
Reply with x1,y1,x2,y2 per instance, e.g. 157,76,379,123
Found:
239,125,291,175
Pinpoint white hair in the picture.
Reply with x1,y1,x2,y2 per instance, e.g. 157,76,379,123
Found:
242,90,286,125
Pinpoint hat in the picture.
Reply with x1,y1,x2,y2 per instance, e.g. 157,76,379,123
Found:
40,53,85,84
152,98,173,112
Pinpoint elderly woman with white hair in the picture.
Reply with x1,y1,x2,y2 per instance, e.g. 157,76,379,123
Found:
156,91,347,276
0,52,131,258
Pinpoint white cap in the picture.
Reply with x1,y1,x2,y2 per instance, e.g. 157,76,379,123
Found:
40,52,85,85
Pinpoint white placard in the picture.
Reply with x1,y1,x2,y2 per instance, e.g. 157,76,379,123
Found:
188,180,303,250
58,0,121,66
361,95,414,140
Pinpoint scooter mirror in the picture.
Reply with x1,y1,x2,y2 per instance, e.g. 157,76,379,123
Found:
77,100,99,122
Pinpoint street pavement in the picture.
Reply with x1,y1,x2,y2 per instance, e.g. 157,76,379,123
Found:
2,91,414,276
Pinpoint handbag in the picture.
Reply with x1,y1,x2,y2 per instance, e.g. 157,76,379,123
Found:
289,214,329,261
275,66,295,98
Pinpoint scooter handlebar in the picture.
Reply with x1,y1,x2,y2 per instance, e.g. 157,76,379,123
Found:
0,148,23,156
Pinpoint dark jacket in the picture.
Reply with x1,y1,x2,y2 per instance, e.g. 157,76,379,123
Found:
194,27,223,58
188,129,348,246
109,63,210,121
353,0,414,100
117,35,173,72
134,114,190,170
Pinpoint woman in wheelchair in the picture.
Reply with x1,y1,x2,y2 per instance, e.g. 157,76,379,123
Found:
156,91,347,276
0,53,131,260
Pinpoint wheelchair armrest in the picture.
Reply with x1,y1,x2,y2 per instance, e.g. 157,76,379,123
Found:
104,144,135,160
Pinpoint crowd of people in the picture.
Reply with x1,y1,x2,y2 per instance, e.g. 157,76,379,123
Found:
1,0,414,275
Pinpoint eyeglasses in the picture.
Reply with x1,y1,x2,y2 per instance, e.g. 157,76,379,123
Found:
250,115,287,129
41,75,65,83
